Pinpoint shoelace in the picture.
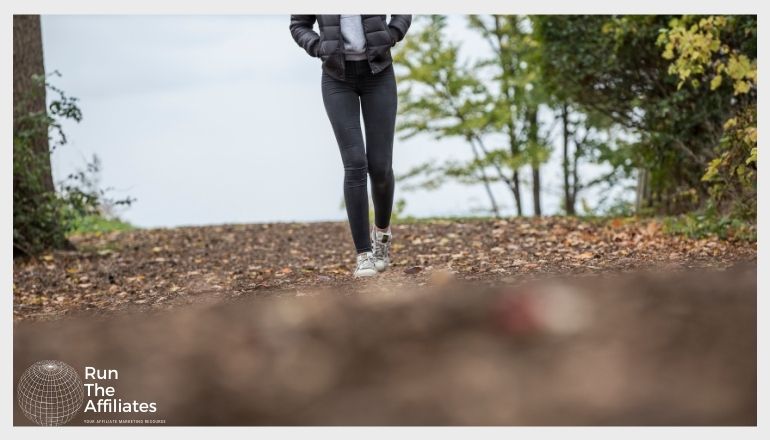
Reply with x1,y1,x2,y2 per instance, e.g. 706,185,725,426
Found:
357,253,374,270
373,232,390,260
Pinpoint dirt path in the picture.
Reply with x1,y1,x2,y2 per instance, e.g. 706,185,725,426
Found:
13,217,756,322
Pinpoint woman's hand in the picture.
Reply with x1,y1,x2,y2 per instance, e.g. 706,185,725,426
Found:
386,15,412,46
289,15,322,58
387,26,399,47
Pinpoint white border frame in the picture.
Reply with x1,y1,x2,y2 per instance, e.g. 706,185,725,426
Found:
2,1,764,439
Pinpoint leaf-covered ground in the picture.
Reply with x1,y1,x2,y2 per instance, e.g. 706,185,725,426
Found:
13,217,756,322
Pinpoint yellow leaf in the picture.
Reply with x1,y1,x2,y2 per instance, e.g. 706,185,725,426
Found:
702,157,723,182
746,148,757,165
709,74,722,90
734,80,750,95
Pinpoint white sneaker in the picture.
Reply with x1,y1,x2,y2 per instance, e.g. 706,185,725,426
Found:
372,227,392,272
353,252,378,278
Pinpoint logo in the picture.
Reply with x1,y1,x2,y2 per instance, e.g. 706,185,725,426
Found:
17,360,84,426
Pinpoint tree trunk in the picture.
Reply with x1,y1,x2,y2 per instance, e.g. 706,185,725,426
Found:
527,106,542,216
571,138,581,214
506,133,523,216
561,104,575,215
512,170,522,216
532,167,541,216
13,15,72,257
636,168,650,214
14,15,53,192
492,16,523,217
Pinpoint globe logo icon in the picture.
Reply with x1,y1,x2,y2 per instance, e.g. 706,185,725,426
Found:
17,360,84,426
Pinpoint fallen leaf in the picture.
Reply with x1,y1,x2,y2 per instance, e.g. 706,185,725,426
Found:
404,266,423,275
577,252,594,260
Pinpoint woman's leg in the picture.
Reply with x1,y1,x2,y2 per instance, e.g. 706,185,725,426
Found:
360,64,397,229
321,71,371,253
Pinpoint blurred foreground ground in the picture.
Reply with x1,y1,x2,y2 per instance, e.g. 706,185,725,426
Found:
14,264,756,425
13,219,756,425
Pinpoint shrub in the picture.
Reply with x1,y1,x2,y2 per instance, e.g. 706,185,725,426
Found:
13,73,133,256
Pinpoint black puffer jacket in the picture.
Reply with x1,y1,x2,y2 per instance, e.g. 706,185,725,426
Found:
290,15,412,80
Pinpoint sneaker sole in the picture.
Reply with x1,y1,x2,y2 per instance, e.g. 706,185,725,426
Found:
354,268,378,278
374,261,389,272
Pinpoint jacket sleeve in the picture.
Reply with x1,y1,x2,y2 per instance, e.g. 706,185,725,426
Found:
387,15,412,42
289,15,321,57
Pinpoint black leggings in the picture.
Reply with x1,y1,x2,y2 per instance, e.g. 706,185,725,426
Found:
322,60,397,253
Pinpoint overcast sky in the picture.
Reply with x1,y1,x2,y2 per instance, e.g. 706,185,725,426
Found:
41,15,630,228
